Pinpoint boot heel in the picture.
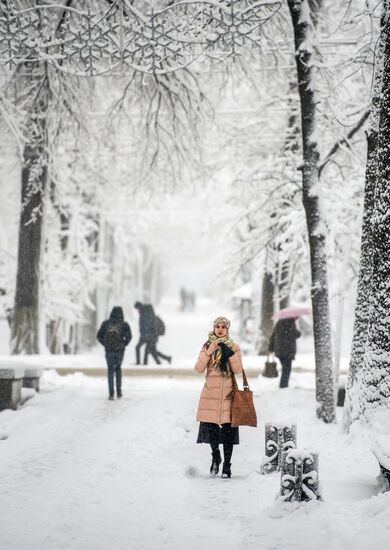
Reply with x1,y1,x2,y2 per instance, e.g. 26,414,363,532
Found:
221,462,231,478
210,450,222,476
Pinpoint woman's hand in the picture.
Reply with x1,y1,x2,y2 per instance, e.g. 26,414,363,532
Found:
205,341,219,356
218,342,235,358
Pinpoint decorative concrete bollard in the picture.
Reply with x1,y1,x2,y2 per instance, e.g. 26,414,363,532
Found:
372,437,390,490
261,423,297,474
0,366,25,411
280,449,320,502
23,367,44,392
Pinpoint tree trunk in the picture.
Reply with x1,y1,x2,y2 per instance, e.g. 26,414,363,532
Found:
11,60,49,354
78,294,98,352
276,257,290,310
10,5,71,355
46,181,70,354
258,269,274,354
272,79,299,316
287,0,335,422
276,79,300,309
11,138,48,354
345,2,390,423
343,3,388,430
79,225,99,352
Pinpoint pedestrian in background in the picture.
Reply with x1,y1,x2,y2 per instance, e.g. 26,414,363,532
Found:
134,302,171,365
268,317,301,388
97,306,132,400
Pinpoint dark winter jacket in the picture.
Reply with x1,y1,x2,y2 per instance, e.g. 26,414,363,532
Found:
97,306,132,352
268,319,301,359
134,302,158,342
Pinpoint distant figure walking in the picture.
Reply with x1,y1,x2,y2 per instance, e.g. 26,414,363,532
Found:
268,318,301,388
179,286,188,312
97,306,132,400
134,302,171,365
179,287,196,312
187,290,196,312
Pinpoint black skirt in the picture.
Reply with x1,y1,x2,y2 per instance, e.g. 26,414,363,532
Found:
197,422,239,446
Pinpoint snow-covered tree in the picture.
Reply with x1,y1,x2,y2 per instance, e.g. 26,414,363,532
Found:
344,0,390,428
287,0,335,421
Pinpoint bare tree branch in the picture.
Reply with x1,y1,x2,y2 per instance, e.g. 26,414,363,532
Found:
318,109,370,178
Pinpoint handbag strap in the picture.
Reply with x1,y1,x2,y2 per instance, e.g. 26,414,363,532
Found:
231,368,250,391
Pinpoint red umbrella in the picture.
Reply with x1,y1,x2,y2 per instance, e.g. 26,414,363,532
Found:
272,306,312,320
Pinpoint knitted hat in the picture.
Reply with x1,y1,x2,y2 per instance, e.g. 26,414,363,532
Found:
213,316,231,330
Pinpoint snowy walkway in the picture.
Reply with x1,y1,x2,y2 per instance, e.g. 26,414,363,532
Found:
1,298,389,549
1,371,389,550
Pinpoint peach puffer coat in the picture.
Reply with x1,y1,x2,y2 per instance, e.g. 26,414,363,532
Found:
195,343,243,424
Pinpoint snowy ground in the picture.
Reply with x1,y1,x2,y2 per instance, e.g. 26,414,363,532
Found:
1,372,390,549
1,298,389,549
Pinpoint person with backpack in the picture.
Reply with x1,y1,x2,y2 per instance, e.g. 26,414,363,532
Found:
145,313,172,365
134,302,171,365
97,306,132,400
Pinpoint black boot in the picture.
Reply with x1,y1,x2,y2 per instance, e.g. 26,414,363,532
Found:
221,462,231,478
210,449,222,476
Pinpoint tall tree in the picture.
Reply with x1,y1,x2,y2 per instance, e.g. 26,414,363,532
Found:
287,0,335,422
344,0,390,427
11,61,49,354
5,1,91,353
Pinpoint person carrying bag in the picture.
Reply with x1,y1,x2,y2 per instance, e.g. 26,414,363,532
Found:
269,318,301,388
195,316,244,479
229,368,257,428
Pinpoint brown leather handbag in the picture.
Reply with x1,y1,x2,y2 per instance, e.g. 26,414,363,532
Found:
230,369,257,428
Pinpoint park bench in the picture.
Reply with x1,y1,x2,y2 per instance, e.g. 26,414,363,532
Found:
23,367,44,392
0,365,25,411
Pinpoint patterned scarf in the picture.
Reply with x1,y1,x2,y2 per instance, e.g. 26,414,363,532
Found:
207,331,234,376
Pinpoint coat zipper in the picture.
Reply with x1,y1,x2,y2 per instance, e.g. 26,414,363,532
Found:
219,374,225,424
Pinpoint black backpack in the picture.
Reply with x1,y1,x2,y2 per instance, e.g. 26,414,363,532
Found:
104,322,122,349
154,316,165,336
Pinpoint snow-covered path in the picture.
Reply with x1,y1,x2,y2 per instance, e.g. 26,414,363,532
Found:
1,370,389,550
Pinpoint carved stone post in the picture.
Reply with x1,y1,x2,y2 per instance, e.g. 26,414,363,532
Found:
261,423,297,474
280,449,320,501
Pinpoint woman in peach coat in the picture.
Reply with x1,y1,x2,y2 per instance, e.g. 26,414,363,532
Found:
194,316,243,478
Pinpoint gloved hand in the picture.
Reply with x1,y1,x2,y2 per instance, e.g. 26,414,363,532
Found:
218,342,235,358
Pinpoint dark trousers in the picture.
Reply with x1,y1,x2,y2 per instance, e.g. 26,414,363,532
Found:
278,356,292,388
209,423,234,465
135,338,146,365
136,337,170,365
145,343,171,365
144,341,161,364
106,351,124,397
